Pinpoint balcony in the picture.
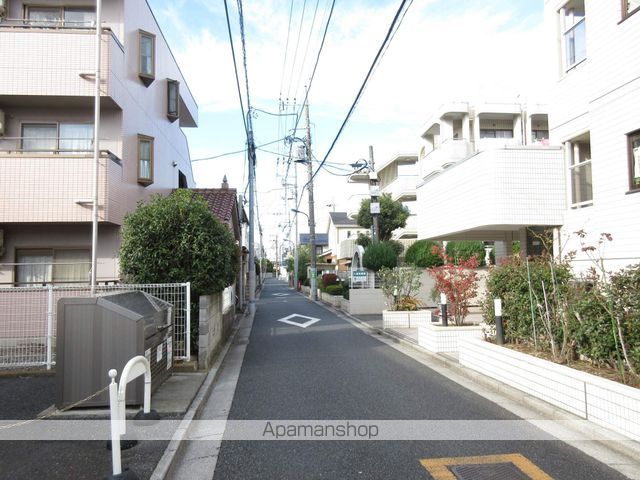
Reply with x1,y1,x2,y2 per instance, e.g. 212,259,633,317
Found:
420,140,474,179
337,238,358,261
381,175,417,201
0,152,125,224
0,26,125,108
416,147,565,240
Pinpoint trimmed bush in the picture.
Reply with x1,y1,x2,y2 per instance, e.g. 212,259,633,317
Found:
446,241,486,266
405,240,443,268
363,241,397,272
325,284,344,296
321,273,338,287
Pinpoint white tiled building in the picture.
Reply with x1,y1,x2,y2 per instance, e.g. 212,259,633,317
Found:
545,0,640,272
415,101,564,261
0,0,198,284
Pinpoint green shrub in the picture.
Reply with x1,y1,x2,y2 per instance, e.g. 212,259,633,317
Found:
342,278,350,300
363,241,397,271
303,277,310,287
610,264,640,371
388,240,404,257
325,284,344,296
119,190,239,354
404,240,443,268
446,241,486,266
321,273,338,287
482,256,572,345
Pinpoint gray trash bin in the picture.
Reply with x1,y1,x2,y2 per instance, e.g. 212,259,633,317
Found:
56,291,174,409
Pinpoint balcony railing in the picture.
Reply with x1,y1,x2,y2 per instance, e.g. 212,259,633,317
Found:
420,139,474,179
381,175,417,201
0,151,123,224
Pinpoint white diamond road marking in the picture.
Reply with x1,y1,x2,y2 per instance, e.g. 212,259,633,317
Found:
276,314,321,329
272,293,289,297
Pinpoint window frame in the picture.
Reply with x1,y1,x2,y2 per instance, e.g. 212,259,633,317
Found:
20,122,94,153
167,79,180,122
15,248,90,286
24,5,95,27
560,1,587,72
622,0,640,20
627,129,640,192
566,137,593,208
137,134,154,186
138,30,156,86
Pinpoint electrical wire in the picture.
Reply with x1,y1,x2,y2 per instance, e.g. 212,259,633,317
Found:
191,138,286,162
285,0,309,102
222,0,248,136
309,0,414,184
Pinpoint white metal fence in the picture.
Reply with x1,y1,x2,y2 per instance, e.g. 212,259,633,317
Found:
0,283,190,369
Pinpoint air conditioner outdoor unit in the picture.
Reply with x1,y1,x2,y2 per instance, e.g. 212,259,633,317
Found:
0,110,5,136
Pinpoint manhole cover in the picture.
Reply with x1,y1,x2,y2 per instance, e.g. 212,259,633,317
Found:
450,462,530,480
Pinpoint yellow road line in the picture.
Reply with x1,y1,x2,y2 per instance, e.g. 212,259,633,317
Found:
419,453,553,480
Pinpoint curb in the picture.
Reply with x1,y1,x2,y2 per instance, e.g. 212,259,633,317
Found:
149,308,254,480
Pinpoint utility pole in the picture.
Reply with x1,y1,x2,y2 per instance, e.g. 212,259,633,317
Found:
368,145,380,243
293,159,300,291
304,95,317,301
247,123,257,314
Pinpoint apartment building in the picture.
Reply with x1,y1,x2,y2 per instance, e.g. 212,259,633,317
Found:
414,101,564,261
0,0,198,285
545,0,640,272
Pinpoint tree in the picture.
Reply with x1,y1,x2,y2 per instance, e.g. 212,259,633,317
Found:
362,241,397,271
119,190,239,295
357,193,410,241
428,245,479,326
405,240,444,268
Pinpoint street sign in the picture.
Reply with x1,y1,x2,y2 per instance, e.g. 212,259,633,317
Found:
351,269,368,284
370,202,380,214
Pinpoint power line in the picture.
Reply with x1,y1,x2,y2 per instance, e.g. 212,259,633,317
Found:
279,0,296,101
222,0,248,136
290,0,336,137
285,0,309,102
191,138,285,162
310,0,414,184
292,0,321,104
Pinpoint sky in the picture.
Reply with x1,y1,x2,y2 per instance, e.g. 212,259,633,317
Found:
147,0,552,257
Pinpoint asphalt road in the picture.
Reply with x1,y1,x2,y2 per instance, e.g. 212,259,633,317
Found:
213,279,627,479
0,370,170,479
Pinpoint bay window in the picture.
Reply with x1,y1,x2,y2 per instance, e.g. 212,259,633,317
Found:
138,134,154,185
139,30,156,86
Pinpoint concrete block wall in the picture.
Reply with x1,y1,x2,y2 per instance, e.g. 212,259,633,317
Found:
198,292,223,370
418,323,484,353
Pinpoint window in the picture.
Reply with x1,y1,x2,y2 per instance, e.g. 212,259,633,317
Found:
629,129,640,191
567,134,592,207
21,123,93,153
480,129,514,139
167,79,180,121
137,134,154,185
16,249,90,285
25,6,95,27
178,170,188,188
561,0,586,70
139,30,155,86
623,0,640,18
532,130,549,142
21,124,57,152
